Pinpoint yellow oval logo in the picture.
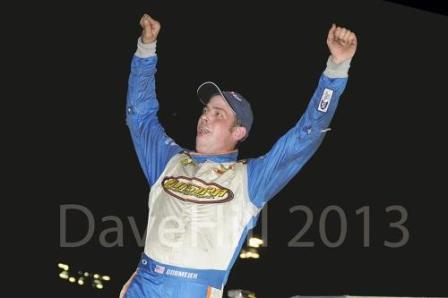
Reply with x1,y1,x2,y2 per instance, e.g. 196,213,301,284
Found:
162,176,234,204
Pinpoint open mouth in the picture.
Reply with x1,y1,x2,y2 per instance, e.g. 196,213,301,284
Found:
197,126,210,136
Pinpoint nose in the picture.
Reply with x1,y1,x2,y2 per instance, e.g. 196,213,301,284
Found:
200,112,208,122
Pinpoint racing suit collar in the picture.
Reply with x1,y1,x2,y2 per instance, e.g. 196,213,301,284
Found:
188,150,238,163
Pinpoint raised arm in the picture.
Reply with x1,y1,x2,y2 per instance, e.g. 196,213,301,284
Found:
247,24,358,208
126,14,183,186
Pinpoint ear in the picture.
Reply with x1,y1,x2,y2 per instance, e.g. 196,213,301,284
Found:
232,126,247,142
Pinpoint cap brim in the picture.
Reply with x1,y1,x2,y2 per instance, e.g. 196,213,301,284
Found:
197,81,225,105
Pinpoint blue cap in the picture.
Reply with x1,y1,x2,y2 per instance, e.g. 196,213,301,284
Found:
197,81,253,141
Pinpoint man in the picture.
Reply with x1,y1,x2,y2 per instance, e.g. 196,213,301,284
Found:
121,13,357,298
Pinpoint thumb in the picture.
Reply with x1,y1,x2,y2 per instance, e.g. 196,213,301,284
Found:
327,23,336,43
142,18,151,29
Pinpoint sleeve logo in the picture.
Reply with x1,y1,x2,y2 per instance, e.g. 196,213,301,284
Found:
318,88,333,112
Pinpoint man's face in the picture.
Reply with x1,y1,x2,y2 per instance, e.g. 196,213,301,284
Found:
195,95,241,154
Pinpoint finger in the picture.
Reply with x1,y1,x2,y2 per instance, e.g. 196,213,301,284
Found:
152,19,161,31
146,14,159,27
345,32,354,43
341,29,351,41
153,21,161,34
143,18,153,29
146,14,156,22
140,14,150,27
327,23,337,42
350,33,358,46
338,27,348,42
336,27,347,40
334,27,340,39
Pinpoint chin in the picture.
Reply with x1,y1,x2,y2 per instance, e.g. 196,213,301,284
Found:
195,138,205,153
195,143,213,155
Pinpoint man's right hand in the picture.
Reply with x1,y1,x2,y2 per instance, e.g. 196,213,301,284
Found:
140,13,161,44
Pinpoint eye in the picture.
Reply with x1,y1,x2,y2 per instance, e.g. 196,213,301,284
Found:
202,107,207,114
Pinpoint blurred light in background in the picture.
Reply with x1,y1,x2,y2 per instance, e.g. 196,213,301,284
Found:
240,236,263,259
248,237,263,248
57,262,111,290
240,248,260,259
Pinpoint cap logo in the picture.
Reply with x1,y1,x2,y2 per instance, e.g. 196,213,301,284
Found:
230,91,242,102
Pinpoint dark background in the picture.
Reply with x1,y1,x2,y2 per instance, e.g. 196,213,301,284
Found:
55,0,448,297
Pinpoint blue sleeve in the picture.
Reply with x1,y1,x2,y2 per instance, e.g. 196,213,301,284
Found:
247,73,348,208
126,55,183,186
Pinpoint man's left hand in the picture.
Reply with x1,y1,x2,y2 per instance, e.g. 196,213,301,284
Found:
327,24,357,64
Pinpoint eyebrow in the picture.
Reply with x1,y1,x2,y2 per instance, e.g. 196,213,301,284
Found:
204,105,228,114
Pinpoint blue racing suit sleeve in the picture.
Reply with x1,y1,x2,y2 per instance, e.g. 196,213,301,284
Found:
247,65,349,208
126,55,183,186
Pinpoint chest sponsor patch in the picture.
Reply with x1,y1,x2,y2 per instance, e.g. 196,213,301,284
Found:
318,88,333,112
162,176,234,204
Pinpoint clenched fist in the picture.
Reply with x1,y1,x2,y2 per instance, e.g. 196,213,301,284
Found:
140,13,161,44
327,24,357,64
